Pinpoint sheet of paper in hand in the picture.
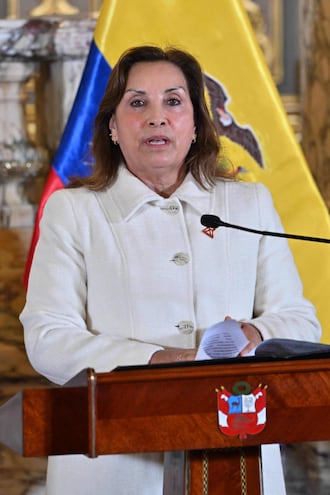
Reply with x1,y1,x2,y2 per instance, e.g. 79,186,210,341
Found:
195,320,249,360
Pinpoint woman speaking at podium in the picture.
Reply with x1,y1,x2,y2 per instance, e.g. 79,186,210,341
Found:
20,45,321,495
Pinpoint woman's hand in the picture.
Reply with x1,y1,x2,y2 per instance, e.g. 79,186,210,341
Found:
225,316,263,356
240,322,263,355
149,348,196,364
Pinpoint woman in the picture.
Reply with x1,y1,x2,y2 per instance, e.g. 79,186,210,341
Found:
20,45,321,494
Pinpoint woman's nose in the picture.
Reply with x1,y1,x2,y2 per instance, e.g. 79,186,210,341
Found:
147,105,167,126
148,119,166,126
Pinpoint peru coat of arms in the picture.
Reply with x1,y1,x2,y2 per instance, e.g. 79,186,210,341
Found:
216,381,267,439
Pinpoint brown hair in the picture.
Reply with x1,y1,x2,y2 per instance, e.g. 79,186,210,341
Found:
69,45,223,190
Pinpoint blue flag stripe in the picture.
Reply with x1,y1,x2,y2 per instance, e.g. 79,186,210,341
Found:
53,41,112,184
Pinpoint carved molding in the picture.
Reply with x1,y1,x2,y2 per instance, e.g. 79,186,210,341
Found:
281,94,302,142
243,0,283,84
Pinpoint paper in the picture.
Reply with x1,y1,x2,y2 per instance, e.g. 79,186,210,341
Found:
195,319,250,360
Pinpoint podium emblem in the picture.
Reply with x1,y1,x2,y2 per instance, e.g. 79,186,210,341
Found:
216,381,267,439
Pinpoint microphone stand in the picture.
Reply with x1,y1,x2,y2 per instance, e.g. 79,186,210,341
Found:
201,215,330,244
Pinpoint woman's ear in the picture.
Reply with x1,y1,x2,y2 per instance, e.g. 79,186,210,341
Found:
109,114,116,129
109,116,118,143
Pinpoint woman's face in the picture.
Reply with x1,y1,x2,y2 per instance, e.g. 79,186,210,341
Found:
110,61,196,184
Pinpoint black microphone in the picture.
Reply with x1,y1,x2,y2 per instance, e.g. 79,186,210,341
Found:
201,214,330,244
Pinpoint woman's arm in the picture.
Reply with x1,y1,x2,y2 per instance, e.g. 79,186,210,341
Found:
21,191,164,385
244,183,321,343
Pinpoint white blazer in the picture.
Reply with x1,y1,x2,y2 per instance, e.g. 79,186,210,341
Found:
20,165,321,494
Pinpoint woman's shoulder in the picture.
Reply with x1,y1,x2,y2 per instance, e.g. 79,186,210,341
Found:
50,186,93,199
214,178,271,197
213,178,281,229
45,186,94,207
42,187,99,223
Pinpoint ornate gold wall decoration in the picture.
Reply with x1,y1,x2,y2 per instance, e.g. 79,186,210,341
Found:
29,0,79,17
243,0,283,84
6,0,20,19
281,94,302,143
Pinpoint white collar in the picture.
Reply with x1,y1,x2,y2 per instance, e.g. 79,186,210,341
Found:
103,164,215,221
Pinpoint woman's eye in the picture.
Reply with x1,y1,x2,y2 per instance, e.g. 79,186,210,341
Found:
167,98,181,106
130,99,145,107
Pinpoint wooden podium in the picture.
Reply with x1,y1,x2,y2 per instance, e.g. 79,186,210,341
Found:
2,354,330,494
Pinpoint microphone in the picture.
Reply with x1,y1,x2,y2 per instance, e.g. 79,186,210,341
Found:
201,214,330,244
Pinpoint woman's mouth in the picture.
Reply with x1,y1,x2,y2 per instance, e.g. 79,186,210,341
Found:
145,136,169,145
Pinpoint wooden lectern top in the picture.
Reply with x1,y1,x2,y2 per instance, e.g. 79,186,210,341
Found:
1,353,330,459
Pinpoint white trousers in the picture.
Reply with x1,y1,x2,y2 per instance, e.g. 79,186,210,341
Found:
46,444,285,494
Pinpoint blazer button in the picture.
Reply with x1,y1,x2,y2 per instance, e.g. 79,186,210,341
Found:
176,320,194,335
161,201,180,215
171,252,190,265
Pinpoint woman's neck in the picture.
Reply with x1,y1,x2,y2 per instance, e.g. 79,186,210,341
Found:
127,166,187,197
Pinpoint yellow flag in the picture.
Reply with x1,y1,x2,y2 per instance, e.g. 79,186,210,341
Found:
92,0,329,340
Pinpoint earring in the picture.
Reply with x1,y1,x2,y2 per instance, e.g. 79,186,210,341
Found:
109,130,118,145
192,134,197,144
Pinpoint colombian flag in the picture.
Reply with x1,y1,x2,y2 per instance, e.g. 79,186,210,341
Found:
25,0,330,341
